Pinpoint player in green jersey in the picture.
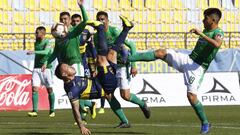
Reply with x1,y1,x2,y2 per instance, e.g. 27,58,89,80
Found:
127,8,224,134
26,26,55,117
42,0,88,74
95,11,150,118
71,13,97,124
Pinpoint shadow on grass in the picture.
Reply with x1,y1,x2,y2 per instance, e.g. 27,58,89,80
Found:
93,131,150,134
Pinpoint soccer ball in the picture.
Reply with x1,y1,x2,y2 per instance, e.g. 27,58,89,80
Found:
51,22,68,38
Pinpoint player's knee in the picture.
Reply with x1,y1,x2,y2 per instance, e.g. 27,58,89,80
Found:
120,90,130,101
155,49,167,59
105,93,112,101
32,87,39,92
187,92,197,105
47,88,53,94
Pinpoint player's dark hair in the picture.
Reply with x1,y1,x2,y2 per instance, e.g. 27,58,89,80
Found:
204,8,222,23
36,26,46,33
60,12,70,18
96,11,108,21
55,63,64,79
71,14,82,20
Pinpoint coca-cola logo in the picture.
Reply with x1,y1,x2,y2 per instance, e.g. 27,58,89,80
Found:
0,76,31,106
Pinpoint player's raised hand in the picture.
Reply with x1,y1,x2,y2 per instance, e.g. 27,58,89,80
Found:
77,0,84,6
190,28,201,35
80,126,91,135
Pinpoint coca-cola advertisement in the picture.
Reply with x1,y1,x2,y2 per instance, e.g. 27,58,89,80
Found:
0,74,49,111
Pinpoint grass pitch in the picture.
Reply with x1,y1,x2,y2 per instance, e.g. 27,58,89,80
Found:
0,106,240,135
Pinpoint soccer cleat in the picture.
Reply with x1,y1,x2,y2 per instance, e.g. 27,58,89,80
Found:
98,108,105,114
49,112,55,118
200,123,211,134
114,122,131,128
86,20,103,28
89,102,97,119
119,15,134,29
140,101,151,119
28,112,38,117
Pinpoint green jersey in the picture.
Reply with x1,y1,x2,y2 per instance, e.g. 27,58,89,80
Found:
189,28,224,70
94,25,136,67
46,5,88,65
34,39,52,68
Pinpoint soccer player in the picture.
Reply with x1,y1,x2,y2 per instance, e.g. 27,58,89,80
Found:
26,26,55,117
71,13,97,123
42,0,88,75
42,0,97,124
55,17,134,134
128,8,224,134
90,15,135,128
95,11,150,118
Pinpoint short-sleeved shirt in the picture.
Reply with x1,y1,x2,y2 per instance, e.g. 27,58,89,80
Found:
64,77,104,101
189,28,224,70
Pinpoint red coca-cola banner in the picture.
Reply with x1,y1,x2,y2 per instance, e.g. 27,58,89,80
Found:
0,74,49,111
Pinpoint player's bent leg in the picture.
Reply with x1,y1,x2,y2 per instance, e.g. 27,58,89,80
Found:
110,16,133,56
128,50,156,62
120,89,131,101
187,92,210,134
105,93,130,128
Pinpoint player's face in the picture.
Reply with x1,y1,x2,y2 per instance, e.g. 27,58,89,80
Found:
60,15,71,26
35,30,45,40
71,17,81,26
203,15,213,29
60,64,76,80
97,15,108,26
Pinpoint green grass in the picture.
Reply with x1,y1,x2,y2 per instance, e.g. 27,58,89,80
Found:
1,106,240,135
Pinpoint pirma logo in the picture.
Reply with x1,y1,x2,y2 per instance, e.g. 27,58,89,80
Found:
202,78,236,102
137,79,166,104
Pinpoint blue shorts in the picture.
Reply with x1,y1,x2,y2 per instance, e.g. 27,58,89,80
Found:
97,62,118,94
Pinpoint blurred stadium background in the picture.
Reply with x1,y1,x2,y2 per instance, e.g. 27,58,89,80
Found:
1,0,240,135
0,0,239,51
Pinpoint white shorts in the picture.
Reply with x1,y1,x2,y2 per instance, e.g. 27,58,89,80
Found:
116,66,131,90
32,68,54,88
71,63,84,77
165,49,205,94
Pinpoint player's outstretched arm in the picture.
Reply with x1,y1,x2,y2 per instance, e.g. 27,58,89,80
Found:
71,100,91,135
77,0,88,22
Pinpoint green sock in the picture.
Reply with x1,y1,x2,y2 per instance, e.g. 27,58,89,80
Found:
128,50,156,62
108,96,128,123
129,93,145,107
84,100,93,108
48,92,55,112
79,100,86,111
192,100,209,124
32,92,38,112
